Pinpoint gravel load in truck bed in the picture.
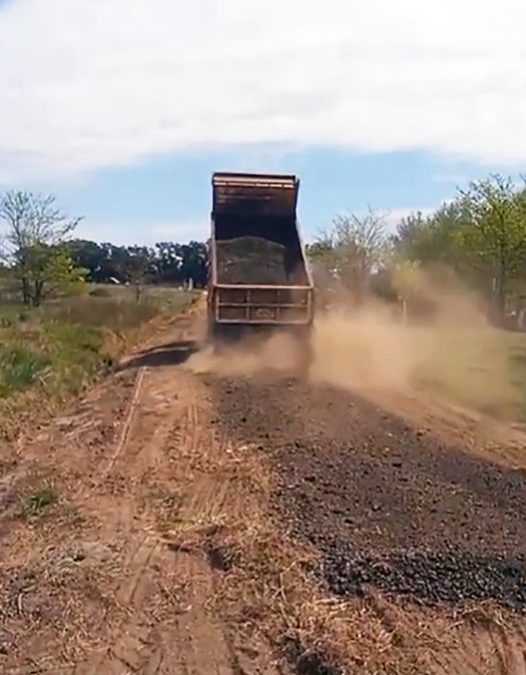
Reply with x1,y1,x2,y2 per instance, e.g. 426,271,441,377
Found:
216,236,289,285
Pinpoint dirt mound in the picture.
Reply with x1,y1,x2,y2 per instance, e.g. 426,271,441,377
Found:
212,374,526,610
216,236,288,285
320,547,526,608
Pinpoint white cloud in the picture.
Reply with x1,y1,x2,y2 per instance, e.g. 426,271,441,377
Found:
1,0,526,181
433,174,470,185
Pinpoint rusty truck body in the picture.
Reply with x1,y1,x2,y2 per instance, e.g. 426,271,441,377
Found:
207,172,314,339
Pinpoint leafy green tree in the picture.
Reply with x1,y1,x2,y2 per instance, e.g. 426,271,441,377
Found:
67,240,106,282
124,246,153,301
394,204,472,272
67,238,208,288
0,191,83,305
391,175,526,321
40,249,86,300
459,175,526,314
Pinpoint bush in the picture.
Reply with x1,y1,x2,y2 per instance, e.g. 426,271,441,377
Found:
0,346,49,397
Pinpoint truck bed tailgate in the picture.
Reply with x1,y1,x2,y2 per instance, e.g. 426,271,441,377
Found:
215,285,312,325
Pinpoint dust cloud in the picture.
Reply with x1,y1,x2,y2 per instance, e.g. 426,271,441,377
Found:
310,302,425,392
185,330,305,377
311,284,489,394
186,276,517,420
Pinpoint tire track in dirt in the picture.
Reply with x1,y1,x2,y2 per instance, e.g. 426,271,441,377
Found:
65,325,279,675
70,366,196,675
67,362,182,674
0,304,277,675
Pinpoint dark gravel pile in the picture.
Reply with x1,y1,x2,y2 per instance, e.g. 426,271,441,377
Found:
319,545,526,609
216,236,288,285
209,375,526,611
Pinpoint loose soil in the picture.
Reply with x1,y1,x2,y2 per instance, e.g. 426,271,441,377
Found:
2,302,526,674
216,236,288,285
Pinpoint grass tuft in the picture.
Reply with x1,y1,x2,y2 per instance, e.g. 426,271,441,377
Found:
24,484,58,518
0,347,49,397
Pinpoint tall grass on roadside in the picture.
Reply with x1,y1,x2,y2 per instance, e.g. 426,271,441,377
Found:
0,346,49,397
42,296,159,332
0,289,198,402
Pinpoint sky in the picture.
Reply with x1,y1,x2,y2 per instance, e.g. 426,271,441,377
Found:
1,0,525,245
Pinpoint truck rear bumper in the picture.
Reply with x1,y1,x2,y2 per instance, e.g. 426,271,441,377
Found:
211,284,313,326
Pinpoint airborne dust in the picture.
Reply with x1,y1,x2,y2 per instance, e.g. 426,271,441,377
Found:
187,277,521,422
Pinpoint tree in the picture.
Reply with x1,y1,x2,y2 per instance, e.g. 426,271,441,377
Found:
459,175,526,315
39,248,86,299
67,239,106,282
124,246,153,302
179,241,207,287
311,209,387,303
392,259,422,322
66,238,209,288
0,191,83,305
393,204,473,273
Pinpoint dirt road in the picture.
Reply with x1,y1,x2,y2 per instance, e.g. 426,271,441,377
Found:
2,304,526,674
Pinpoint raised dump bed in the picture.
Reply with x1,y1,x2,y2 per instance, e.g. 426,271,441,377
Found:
208,172,314,334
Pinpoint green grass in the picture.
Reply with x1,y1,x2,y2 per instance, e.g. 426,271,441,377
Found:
0,346,50,397
0,286,198,402
24,484,58,518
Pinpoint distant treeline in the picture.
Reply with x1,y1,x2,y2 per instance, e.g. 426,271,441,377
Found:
66,239,208,287
3,174,526,325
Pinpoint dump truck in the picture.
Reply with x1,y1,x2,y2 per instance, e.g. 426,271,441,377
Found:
207,172,314,343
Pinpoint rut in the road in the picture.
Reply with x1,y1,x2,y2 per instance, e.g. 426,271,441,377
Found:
4,304,526,675
0,311,281,675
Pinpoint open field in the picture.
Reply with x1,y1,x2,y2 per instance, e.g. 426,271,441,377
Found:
0,286,199,438
1,300,526,674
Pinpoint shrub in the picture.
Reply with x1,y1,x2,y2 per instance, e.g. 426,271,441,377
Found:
0,346,49,397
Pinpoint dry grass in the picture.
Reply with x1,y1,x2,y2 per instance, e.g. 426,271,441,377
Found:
211,498,448,674
414,329,526,422
156,386,457,675
0,290,200,447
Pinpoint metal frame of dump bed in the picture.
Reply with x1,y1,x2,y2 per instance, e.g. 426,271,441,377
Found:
209,171,314,331
212,284,313,325
212,172,299,214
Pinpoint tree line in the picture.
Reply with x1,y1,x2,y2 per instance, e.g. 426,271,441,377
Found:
67,240,207,287
0,190,207,306
2,175,526,326
309,174,526,327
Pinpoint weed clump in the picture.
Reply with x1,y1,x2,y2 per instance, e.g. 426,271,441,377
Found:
0,347,49,397
24,484,58,518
